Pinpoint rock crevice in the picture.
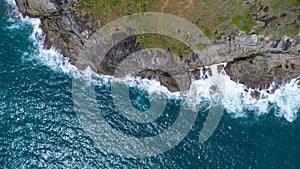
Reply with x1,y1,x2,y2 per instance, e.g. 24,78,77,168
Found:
15,0,300,91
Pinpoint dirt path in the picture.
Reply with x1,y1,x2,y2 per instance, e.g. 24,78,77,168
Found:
160,0,169,12
178,0,193,16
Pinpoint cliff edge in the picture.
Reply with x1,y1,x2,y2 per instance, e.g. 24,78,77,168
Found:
15,0,300,91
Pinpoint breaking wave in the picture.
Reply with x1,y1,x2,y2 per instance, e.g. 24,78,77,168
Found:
5,0,300,122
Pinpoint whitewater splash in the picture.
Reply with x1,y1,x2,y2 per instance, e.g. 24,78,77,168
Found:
5,0,300,122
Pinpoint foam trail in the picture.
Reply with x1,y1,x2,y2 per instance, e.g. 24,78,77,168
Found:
5,0,300,122
4,0,21,18
183,65,300,122
220,72,300,122
24,18,78,74
4,0,77,74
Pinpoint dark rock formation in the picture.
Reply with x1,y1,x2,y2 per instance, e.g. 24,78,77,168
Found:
223,35,300,88
225,52,300,89
14,0,300,92
15,0,60,17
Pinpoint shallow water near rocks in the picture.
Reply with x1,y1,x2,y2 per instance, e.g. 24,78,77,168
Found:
1,1,300,168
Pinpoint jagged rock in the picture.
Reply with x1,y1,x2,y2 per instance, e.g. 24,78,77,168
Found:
225,53,300,89
14,0,300,92
15,0,59,17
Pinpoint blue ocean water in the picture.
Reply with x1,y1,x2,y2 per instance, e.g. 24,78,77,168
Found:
1,1,300,168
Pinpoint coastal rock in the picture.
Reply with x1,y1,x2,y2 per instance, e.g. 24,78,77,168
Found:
214,34,300,88
14,0,300,92
225,52,300,89
15,0,60,17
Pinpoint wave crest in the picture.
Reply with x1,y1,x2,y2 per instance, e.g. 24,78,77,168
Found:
5,0,300,122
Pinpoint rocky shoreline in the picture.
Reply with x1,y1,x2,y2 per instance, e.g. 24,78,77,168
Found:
15,0,300,92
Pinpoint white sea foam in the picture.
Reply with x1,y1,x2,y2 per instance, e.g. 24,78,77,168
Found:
4,0,77,74
5,0,300,122
4,0,22,19
220,72,300,122
24,18,78,74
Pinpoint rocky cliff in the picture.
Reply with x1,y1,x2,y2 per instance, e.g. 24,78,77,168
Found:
15,0,300,91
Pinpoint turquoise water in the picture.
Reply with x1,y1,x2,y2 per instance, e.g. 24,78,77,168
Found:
1,1,300,168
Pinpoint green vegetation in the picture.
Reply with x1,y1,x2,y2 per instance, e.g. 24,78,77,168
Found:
231,13,255,34
203,28,211,37
137,34,193,59
76,0,157,26
256,0,300,37
76,0,300,56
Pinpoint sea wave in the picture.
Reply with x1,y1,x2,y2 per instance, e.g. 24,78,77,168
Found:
5,0,300,122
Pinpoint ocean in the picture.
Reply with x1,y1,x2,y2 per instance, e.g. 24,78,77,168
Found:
1,0,300,168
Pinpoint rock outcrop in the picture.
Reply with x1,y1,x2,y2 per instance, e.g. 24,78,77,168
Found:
224,35,300,88
15,0,300,91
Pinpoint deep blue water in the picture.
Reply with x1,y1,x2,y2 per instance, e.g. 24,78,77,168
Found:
1,1,300,168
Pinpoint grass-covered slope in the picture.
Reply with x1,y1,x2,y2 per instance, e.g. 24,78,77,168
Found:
75,0,300,57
